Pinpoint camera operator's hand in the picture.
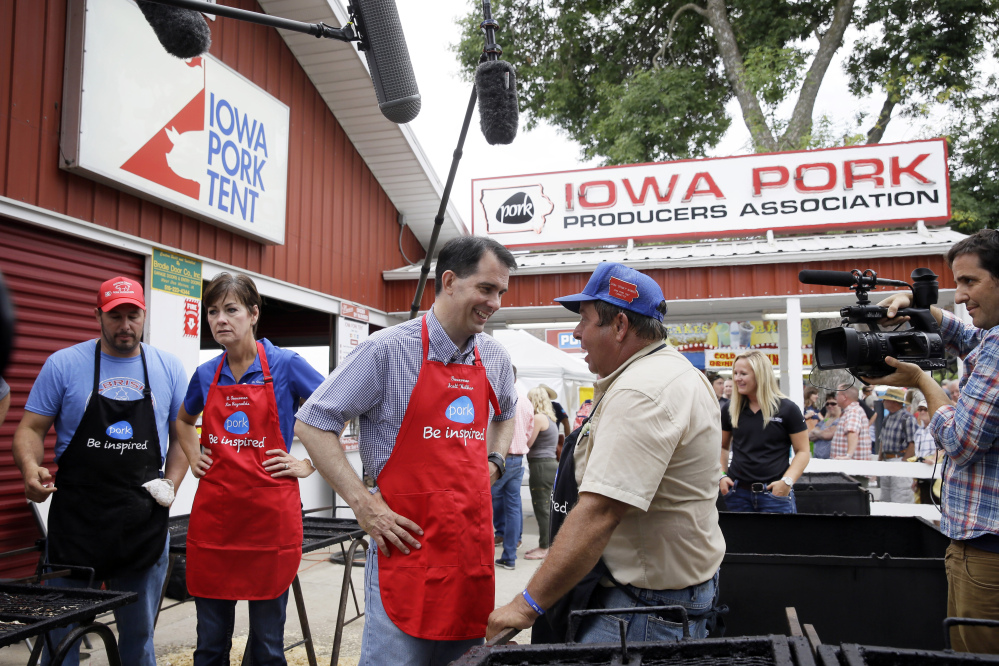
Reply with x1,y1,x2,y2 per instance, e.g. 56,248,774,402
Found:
877,293,912,322
861,356,924,389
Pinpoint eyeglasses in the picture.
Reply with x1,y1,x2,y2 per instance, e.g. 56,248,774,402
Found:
917,406,928,411
825,402,837,406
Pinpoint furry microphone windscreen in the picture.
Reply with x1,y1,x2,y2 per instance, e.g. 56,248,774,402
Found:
475,60,519,145
137,1,212,59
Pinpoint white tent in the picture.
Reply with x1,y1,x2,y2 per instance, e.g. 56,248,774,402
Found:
492,329,596,417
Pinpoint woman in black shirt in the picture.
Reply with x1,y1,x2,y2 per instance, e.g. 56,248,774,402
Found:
719,350,810,513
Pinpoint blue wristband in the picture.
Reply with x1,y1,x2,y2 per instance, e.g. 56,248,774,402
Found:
522,589,545,616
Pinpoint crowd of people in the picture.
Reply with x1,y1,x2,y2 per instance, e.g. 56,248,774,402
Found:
4,228,999,662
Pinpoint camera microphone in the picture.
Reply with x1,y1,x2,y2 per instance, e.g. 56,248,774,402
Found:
137,1,212,59
798,270,860,288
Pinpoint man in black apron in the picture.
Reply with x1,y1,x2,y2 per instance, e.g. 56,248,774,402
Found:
487,263,726,644
13,277,189,666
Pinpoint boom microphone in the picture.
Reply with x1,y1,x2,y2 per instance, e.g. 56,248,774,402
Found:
351,0,421,124
475,60,519,145
137,1,212,59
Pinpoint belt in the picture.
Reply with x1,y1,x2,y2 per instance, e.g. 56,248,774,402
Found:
882,451,906,459
506,454,524,459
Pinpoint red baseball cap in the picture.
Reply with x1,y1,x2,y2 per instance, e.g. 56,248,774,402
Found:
98,276,146,311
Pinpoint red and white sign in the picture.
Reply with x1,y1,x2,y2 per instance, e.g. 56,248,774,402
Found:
472,140,950,250
341,302,370,323
183,299,200,339
60,0,290,245
705,349,814,370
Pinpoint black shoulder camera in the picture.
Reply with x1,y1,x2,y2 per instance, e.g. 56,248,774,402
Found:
799,268,946,379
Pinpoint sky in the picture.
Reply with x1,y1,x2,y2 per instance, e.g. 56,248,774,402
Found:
392,1,943,232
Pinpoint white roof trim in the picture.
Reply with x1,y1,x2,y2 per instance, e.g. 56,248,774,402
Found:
382,226,967,281
255,0,466,248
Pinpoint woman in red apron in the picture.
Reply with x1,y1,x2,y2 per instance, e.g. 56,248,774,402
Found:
177,273,324,666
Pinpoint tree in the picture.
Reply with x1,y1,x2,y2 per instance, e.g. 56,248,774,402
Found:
454,0,997,164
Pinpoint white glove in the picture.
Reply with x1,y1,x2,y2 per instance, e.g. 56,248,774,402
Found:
142,478,175,507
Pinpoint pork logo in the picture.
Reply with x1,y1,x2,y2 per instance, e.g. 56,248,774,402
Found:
445,396,475,424
224,411,250,435
106,421,134,440
479,185,555,235
608,277,639,303
494,192,534,225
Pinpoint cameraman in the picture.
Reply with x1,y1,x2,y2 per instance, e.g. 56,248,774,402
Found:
875,229,999,654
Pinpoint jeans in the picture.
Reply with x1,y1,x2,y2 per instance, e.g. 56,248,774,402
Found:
577,570,719,644
813,440,831,459
946,540,999,653
360,547,482,665
878,457,914,503
42,535,170,666
723,480,797,514
490,454,525,564
528,458,557,548
193,589,290,666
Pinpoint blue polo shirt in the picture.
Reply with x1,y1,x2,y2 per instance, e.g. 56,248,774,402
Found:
184,338,325,451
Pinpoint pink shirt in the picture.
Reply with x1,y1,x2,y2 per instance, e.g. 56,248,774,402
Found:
508,386,534,455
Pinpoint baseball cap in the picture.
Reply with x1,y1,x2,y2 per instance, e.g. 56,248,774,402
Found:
554,263,667,322
98,276,145,311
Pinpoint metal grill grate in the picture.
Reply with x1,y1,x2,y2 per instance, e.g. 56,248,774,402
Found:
0,584,136,648
168,515,363,555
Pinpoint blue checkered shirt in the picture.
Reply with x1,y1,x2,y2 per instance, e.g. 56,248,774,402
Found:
296,308,517,488
931,310,999,540
878,407,917,454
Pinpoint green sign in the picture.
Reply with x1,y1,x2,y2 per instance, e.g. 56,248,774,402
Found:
152,249,202,299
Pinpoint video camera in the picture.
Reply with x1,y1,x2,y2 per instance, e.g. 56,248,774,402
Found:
798,268,946,379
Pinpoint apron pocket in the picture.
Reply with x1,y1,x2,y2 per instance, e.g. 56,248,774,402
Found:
243,484,303,547
386,491,457,568
189,479,231,546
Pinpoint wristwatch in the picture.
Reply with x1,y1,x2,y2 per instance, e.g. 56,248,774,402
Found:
781,476,795,487
487,452,506,479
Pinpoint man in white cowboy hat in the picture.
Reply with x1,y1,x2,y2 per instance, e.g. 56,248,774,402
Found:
876,386,918,503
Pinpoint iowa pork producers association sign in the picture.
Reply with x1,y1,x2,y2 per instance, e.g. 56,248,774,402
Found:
60,0,290,245
472,139,950,250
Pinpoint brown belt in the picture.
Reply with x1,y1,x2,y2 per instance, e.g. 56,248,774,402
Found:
881,452,906,459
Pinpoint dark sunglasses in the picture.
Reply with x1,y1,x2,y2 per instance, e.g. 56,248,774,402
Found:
825,402,837,406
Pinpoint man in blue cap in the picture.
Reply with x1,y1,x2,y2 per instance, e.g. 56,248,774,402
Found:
487,262,725,644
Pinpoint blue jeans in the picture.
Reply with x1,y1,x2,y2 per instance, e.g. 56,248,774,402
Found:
193,588,290,666
813,440,831,459
723,480,797,514
360,547,481,665
490,454,525,564
42,535,170,666
577,570,720,643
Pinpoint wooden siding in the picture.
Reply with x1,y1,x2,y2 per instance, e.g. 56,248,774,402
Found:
0,0,425,310
385,255,958,313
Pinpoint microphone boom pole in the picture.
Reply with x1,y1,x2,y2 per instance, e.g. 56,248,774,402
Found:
408,0,502,319
140,0,358,42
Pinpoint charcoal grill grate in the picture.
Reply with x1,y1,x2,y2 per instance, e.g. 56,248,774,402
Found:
0,584,137,648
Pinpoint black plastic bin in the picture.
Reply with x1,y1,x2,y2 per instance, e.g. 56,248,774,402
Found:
793,472,871,516
817,643,999,665
452,634,816,665
719,512,949,650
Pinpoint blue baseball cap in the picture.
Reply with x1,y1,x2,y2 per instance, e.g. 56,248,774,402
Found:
554,263,667,321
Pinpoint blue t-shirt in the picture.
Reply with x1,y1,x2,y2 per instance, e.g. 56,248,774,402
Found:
184,338,325,451
25,341,188,463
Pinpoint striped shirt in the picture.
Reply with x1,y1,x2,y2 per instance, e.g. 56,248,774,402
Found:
296,308,517,487
931,310,999,540
878,407,917,454
831,402,871,459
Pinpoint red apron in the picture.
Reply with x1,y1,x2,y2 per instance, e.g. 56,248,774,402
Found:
186,342,303,600
376,316,500,640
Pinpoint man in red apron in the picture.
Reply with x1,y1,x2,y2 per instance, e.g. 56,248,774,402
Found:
13,277,189,666
296,237,520,665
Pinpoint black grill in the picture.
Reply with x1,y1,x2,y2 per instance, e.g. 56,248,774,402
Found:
452,635,815,666
818,643,999,665
0,583,136,648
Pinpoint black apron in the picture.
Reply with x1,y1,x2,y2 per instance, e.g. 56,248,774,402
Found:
47,341,168,581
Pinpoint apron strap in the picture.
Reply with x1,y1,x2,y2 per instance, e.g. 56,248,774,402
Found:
420,315,430,361
256,341,273,384
139,344,151,398
92,340,102,394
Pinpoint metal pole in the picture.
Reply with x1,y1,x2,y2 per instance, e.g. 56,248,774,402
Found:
140,0,355,41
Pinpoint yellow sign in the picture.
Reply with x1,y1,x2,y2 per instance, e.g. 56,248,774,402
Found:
152,249,202,298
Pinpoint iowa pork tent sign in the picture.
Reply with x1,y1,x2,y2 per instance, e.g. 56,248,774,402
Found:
472,139,950,250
